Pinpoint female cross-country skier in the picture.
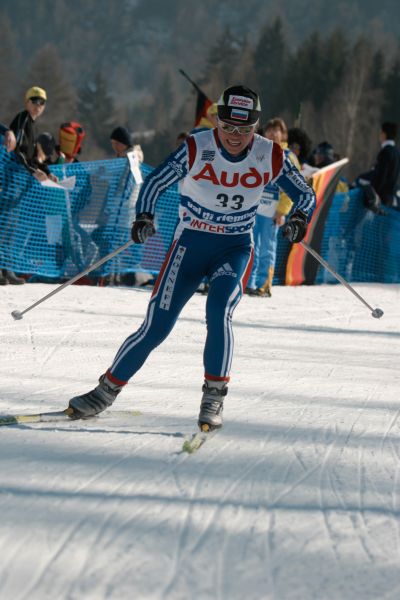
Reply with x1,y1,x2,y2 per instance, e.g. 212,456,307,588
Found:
68,85,316,432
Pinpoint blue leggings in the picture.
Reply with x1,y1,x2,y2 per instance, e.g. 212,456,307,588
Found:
108,229,253,384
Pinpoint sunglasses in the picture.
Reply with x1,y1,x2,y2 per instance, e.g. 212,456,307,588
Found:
218,119,257,135
30,97,46,106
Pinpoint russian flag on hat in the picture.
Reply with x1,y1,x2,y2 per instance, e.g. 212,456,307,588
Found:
217,85,261,125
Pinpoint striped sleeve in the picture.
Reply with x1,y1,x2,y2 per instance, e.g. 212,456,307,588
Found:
135,142,189,215
273,154,316,221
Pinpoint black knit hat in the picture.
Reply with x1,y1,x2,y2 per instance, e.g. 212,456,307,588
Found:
313,141,334,161
217,85,261,125
110,126,133,148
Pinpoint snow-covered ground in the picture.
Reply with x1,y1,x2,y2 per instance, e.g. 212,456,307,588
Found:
0,281,399,600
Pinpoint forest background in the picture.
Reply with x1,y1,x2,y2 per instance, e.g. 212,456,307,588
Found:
0,0,399,180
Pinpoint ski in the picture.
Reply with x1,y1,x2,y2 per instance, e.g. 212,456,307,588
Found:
0,408,142,427
182,426,218,454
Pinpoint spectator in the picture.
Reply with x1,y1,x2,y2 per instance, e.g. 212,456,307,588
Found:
311,140,349,193
311,141,335,168
58,121,85,163
190,102,218,134
8,86,57,183
206,102,218,128
100,128,145,287
288,127,312,168
36,132,58,166
247,117,301,297
356,122,400,208
110,126,133,158
2,87,57,285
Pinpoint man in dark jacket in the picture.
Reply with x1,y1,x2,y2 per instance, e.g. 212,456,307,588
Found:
358,122,400,207
1,87,56,284
8,86,57,183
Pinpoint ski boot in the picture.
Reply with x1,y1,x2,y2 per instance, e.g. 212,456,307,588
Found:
198,380,228,432
256,266,274,298
68,373,124,419
254,286,271,297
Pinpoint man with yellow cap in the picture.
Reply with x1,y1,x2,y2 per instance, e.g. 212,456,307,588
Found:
1,87,57,285
8,86,57,183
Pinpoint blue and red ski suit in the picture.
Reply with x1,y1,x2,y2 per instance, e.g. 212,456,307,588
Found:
106,129,316,385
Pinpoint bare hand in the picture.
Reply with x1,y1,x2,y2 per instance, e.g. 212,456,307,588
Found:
48,173,59,182
273,213,285,226
33,169,48,182
4,130,16,152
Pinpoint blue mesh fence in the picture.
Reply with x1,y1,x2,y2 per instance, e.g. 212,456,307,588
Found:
1,142,399,283
313,188,400,284
0,144,179,279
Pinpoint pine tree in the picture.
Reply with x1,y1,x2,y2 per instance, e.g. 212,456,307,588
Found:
77,72,117,158
253,17,288,119
369,49,385,89
153,69,174,131
0,13,21,121
202,27,243,92
278,32,323,120
321,28,349,98
382,55,400,122
311,37,383,179
278,28,349,130
230,36,258,93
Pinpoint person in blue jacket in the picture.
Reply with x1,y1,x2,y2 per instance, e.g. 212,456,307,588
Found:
68,85,316,432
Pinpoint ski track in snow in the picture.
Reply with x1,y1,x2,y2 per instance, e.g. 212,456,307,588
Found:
0,282,399,600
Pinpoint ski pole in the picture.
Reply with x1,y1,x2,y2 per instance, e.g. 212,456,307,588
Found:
300,240,384,319
11,240,134,321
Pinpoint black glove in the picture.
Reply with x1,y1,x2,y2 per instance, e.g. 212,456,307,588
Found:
131,213,156,243
282,210,308,243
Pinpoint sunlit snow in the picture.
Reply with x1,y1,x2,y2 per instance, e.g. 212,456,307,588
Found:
0,282,399,600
